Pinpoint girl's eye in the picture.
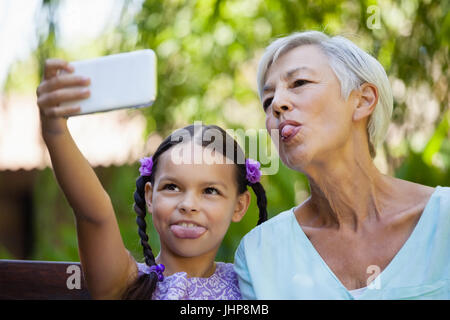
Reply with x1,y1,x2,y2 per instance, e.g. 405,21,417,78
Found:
204,187,219,195
293,79,308,87
163,183,179,191
263,97,273,111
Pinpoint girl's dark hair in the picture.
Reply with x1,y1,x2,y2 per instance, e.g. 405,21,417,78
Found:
122,124,268,299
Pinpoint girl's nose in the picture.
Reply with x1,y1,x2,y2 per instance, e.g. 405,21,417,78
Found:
178,193,199,214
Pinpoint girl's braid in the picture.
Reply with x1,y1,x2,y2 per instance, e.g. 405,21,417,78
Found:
134,175,157,266
249,182,268,225
122,175,158,299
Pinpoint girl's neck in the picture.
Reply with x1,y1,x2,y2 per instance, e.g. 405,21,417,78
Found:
155,249,217,278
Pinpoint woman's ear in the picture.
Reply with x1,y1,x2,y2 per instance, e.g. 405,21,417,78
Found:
352,82,379,122
144,182,154,213
232,191,251,223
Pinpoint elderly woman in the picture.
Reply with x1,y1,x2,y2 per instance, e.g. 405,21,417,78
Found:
234,31,450,300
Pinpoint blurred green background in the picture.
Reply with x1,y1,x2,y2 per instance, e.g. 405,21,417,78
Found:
1,0,448,263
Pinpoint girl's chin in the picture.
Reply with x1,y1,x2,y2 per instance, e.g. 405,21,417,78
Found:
162,237,219,258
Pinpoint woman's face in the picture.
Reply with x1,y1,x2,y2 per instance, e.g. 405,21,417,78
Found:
262,45,355,171
145,142,249,260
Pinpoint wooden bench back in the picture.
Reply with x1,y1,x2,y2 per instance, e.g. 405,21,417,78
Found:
0,259,91,299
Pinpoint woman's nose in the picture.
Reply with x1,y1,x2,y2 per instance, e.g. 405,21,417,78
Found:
271,91,293,118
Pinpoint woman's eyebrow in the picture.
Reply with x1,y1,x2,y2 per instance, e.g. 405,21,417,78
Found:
263,66,316,93
263,84,274,93
286,66,315,79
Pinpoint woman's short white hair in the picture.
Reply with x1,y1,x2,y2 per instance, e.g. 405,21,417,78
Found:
257,31,393,157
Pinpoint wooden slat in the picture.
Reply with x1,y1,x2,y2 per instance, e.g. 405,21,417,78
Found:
0,259,91,300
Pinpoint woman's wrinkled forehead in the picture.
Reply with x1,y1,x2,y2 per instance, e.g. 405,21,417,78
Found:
260,44,330,93
264,45,332,84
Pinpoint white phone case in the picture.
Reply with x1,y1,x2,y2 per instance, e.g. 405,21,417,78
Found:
62,49,157,116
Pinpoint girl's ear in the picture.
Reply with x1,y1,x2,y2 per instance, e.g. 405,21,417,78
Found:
231,190,251,223
352,82,379,122
144,182,154,213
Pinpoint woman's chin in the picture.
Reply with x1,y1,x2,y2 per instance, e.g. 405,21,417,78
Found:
280,145,312,172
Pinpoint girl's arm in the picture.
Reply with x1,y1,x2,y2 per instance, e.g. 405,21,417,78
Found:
37,59,138,299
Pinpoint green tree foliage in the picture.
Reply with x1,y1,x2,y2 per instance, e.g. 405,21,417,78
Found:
3,0,448,262
128,0,450,261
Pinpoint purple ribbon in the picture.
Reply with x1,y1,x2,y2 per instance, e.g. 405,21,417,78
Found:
139,156,153,176
149,263,165,282
245,158,262,184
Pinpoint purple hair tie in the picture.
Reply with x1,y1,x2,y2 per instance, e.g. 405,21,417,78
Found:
149,263,165,282
245,158,262,184
139,156,153,176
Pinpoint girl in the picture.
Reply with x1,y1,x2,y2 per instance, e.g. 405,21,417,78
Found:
36,59,267,300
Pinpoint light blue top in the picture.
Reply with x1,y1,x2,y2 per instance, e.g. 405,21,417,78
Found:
234,186,450,299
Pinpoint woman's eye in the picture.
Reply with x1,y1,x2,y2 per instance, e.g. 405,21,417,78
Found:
293,79,308,87
263,97,273,111
204,187,219,195
163,183,179,191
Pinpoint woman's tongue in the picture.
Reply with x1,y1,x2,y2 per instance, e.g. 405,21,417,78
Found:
281,124,298,138
170,224,206,239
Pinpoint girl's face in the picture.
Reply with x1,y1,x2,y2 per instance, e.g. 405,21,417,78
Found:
145,142,250,260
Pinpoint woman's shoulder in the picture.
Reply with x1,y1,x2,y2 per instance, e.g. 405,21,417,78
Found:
388,179,440,214
433,185,450,199
391,178,435,199
241,206,296,244
398,182,450,213
425,185,450,214
386,183,450,238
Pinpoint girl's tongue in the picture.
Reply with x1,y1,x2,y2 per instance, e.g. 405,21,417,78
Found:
170,224,206,239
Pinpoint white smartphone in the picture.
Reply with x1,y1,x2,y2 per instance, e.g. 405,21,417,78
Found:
61,49,157,116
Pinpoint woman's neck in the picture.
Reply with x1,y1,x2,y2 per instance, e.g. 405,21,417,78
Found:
303,145,391,232
155,248,217,278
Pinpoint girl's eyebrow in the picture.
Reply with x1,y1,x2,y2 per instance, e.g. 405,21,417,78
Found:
158,176,181,183
159,176,228,189
202,181,228,190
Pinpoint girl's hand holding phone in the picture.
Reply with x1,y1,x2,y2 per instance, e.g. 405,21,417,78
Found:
36,58,90,135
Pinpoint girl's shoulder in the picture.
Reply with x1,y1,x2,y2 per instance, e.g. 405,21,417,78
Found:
147,262,241,300
137,261,236,280
215,261,236,277
157,262,240,299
